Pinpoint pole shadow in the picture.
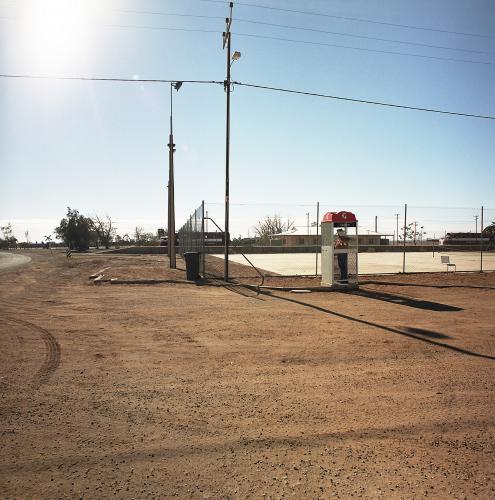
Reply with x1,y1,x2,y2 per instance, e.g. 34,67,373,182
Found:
261,291,495,361
362,279,495,290
342,288,462,312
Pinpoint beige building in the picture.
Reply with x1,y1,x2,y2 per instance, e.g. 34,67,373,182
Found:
269,228,389,247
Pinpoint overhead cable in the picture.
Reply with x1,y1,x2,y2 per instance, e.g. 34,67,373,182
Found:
111,9,495,56
198,0,495,39
234,32,495,67
232,81,495,120
1,16,493,66
0,74,223,84
0,73,493,120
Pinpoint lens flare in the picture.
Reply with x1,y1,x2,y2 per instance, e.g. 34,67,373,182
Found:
18,0,102,74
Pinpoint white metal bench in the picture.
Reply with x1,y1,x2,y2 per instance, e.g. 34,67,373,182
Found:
441,255,456,272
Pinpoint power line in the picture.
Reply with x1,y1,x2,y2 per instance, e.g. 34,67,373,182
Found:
235,19,495,57
234,32,495,68
232,81,495,120
199,0,495,40
1,73,493,121
1,14,493,67
106,23,218,35
0,74,223,84
111,9,495,57
115,9,224,22
0,15,221,35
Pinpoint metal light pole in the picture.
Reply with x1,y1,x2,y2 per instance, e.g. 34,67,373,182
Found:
474,214,479,234
306,212,310,236
168,81,182,269
222,2,240,282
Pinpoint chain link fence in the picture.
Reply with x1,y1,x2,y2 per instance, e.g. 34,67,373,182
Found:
178,202,495,279
177,202,205,276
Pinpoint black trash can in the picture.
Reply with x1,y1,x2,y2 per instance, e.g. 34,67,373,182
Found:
184,252,201,281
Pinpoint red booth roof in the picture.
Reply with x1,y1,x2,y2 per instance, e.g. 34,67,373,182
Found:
322,211,357,223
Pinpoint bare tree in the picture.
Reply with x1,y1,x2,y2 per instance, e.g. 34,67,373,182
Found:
399,222,427,244
91,215,116,249
24,230,30,243
134,226,145,246
254,215,295,244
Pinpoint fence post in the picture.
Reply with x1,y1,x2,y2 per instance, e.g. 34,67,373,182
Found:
201,201,205,277
480,206,484,273
402,204,407,273
315,201,320,276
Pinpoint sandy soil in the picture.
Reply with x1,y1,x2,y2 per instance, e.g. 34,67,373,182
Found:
1,250,494,499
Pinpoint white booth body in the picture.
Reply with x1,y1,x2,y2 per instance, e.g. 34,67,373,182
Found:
321,211,359,288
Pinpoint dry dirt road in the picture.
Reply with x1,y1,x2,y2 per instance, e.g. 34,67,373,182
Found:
0,250,494,499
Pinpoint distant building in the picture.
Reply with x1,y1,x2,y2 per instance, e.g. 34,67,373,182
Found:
268,228,390,247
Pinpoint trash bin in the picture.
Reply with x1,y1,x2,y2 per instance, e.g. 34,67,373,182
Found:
184,252,201,281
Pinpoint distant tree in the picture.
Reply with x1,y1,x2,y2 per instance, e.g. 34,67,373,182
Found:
134,226,145,245
483,221,495,237
157,228,166,238
0,222,17,248
1,222,14,241
483,221,495,249
91,215,116,249
254,215,295,245
231,235,243,246
55,207,92,251
24,230,30,243
399,222,427,244
141,232,157,245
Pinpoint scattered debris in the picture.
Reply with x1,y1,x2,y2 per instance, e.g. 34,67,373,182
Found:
89,267,111,279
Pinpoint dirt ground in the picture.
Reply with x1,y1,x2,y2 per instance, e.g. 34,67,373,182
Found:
1,250,494,499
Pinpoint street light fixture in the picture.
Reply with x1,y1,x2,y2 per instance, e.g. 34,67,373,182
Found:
168,81,182,269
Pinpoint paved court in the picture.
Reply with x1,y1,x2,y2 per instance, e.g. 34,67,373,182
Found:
222,251,495,275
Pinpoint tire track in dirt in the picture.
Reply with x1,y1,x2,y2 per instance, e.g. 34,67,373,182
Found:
1,316,61,389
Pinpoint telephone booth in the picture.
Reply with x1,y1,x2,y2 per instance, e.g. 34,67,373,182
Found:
321,211,359,288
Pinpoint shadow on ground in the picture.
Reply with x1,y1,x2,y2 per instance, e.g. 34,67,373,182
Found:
362,279,495,290
261,291,495,361
344,288,462,312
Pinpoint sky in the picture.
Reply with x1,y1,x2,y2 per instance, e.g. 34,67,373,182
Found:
0,0,494,242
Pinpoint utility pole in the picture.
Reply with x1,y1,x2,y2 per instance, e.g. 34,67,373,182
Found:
306,212,310,236
474,215,479,234
221,3,241,282
402,204,407,273
374,215,377,233
167,81,182,269
223,2,233,282
480,206,484,272
413,221,418,245
395,213,399,246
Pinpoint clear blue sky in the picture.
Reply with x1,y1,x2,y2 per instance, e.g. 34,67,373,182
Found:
0,0,494,241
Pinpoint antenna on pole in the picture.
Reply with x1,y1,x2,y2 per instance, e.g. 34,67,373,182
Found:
222,2,233,49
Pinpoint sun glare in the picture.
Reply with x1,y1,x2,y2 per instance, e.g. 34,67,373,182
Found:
19,0,102,74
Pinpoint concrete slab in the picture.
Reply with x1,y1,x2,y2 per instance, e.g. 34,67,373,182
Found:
218,251,495,275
